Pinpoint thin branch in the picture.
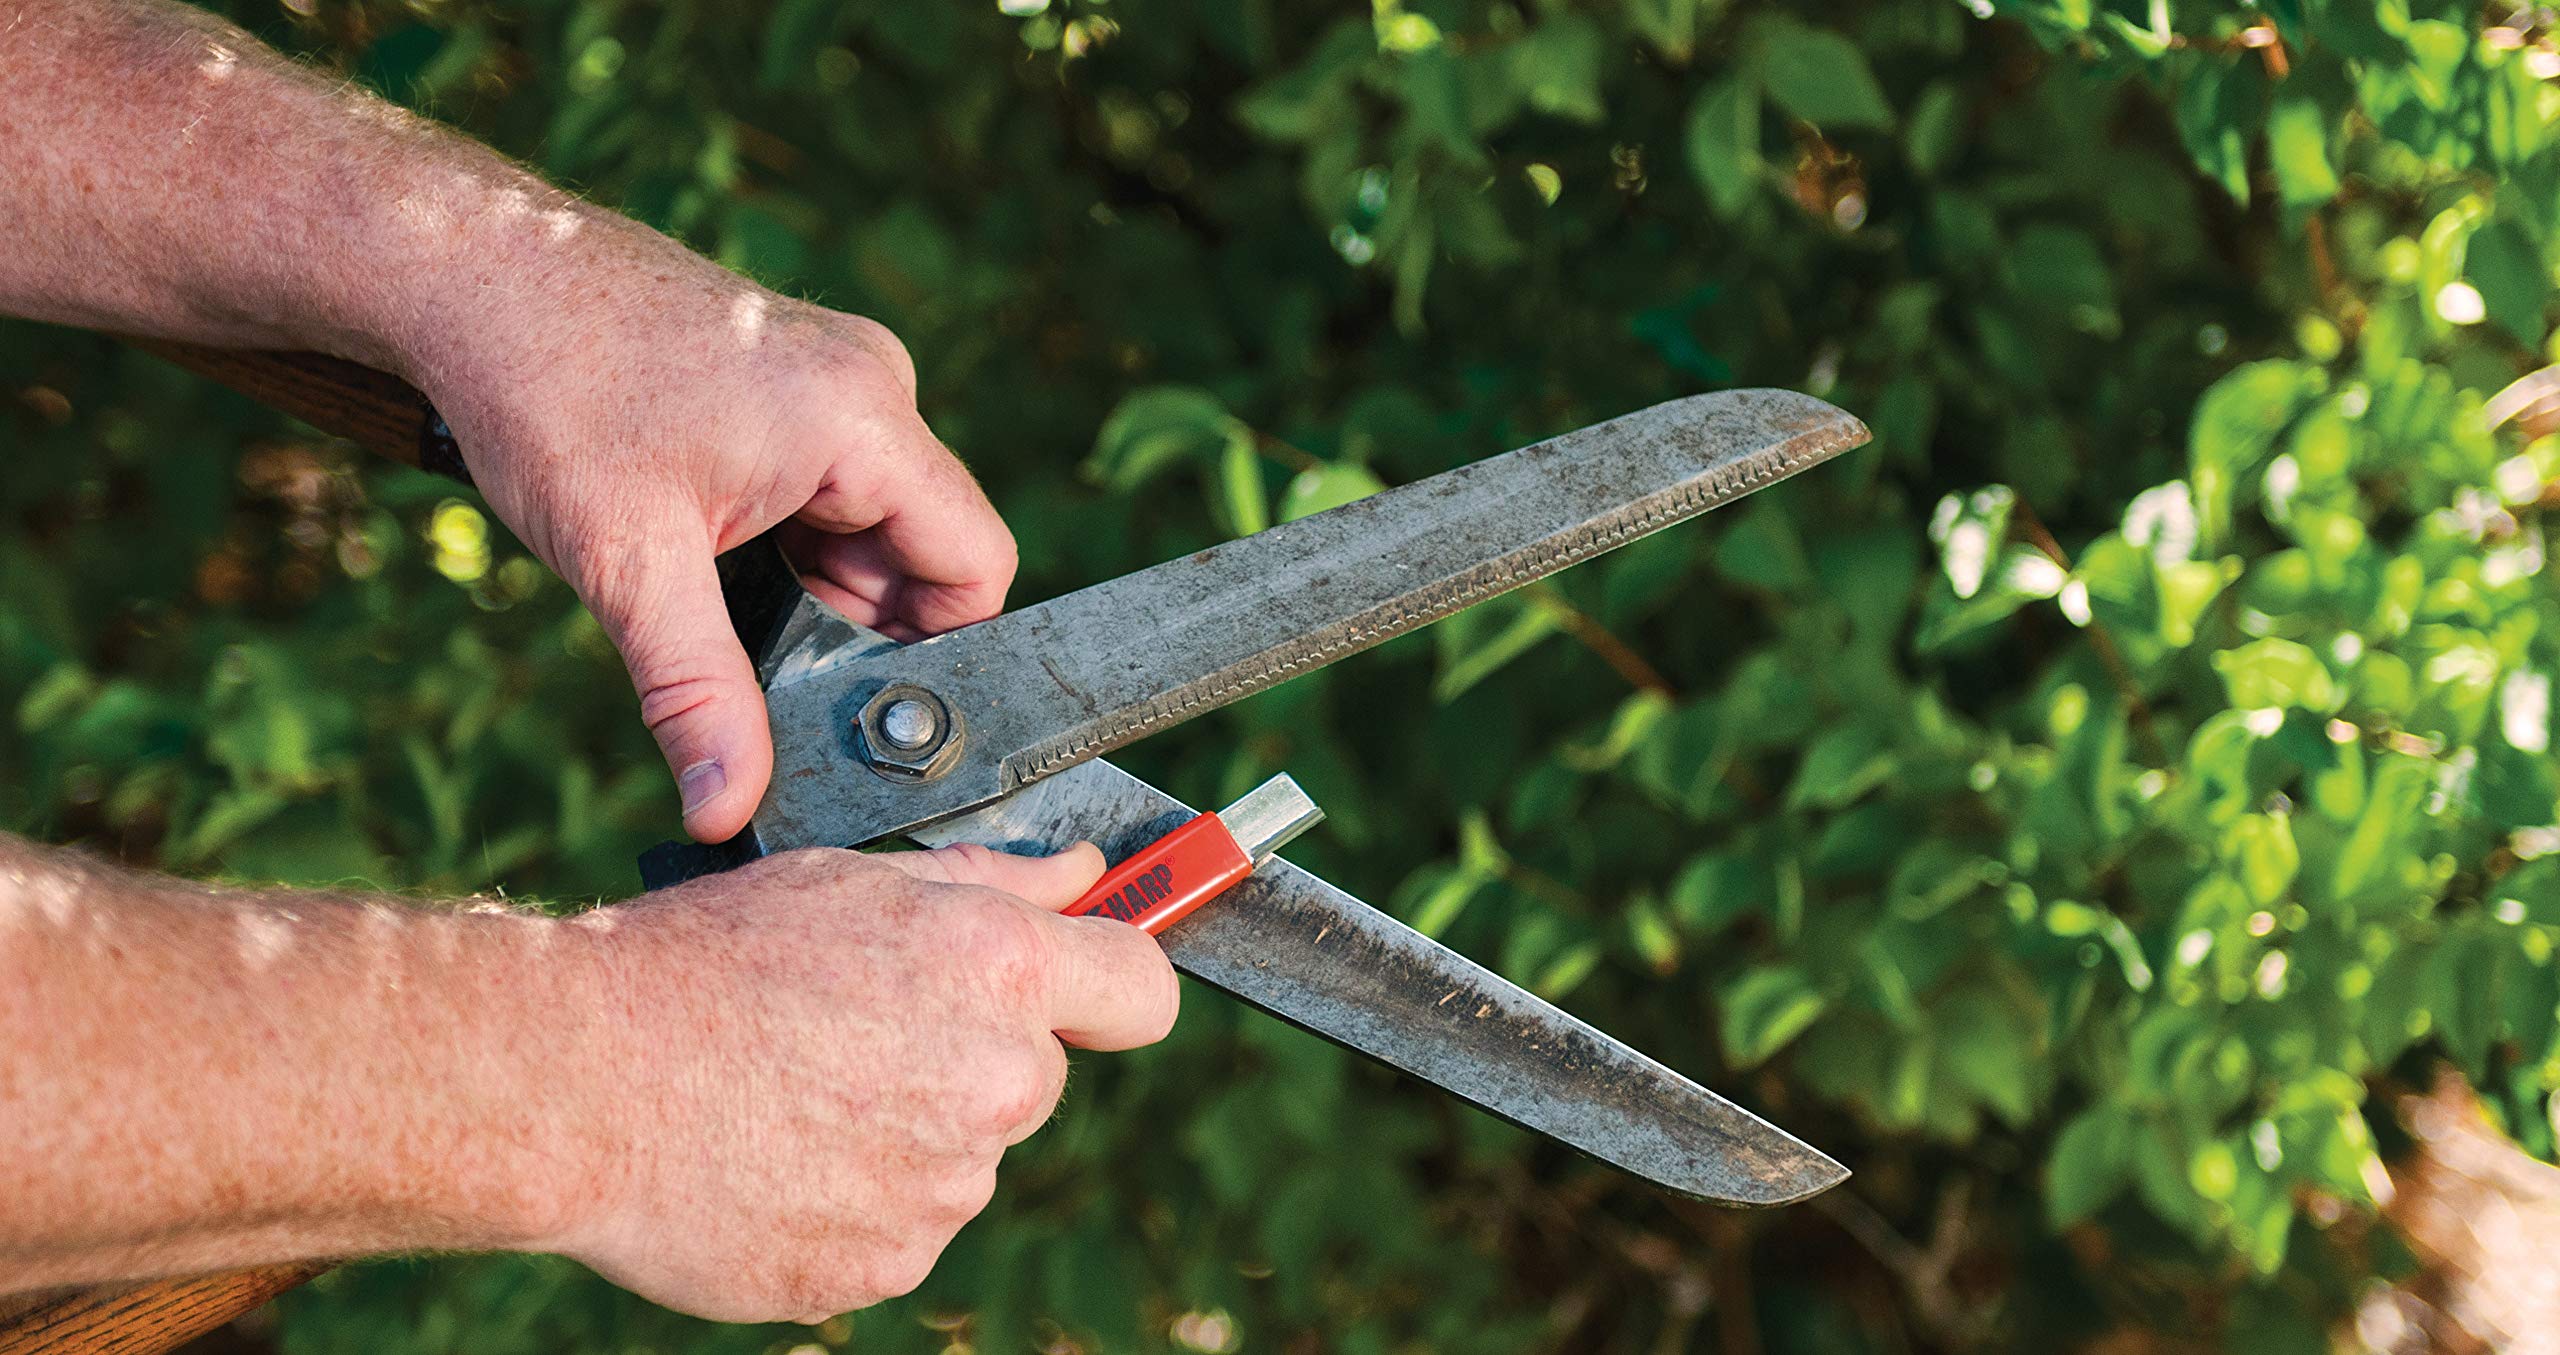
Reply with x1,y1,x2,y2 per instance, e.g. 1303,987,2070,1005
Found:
1250,431,1323,474
1708,1210,1762,1355
1499,859,1594,913
1814,1179,1995,1350
1533,583,1680,697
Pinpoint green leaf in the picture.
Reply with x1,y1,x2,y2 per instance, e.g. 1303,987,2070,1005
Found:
1685,80,1763,219
1626,0,1701,62
1927,486,2016,597
1628,895,1682,973
1278,461,1388,522
2172,57,2263,202
1400,863,1490,938
2213,638,2339,711
2467,219,2549,347
2046,1106,2130,1227
1085,386,1247,490
16,661,93,732
2226,813,2300,905
1216,434,1270,537
2046,900,2156,990
1916,549,2065,653
1510,15,1605,124
2006,225,2117,335
1233,20,1369,142
1712,503,1810,594
1669,851,1770,935
1742,16,1894,132
1787,724,1894,810
1904,81,1964,179
1719,966,1829,1067
2266,96,2340,213
2331,755,2434,900
1937,987,2041,1128
2189,360,2315,547
1532,940,1604,1000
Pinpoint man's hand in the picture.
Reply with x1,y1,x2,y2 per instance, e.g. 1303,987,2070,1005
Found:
0,0,1014,843
0,0,1180,1322
552,842,1171,1322
0,834,1178,1320
420,244,1017,843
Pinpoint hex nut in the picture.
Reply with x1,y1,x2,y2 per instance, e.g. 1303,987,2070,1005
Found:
856,684,963,780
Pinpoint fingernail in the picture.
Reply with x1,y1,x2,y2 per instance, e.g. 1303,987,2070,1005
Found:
678,759,727,815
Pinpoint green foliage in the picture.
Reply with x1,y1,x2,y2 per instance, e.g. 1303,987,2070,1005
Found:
6,0,2560,1351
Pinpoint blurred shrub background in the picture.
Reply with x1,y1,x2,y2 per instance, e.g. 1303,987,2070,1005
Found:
5,0,2560,1351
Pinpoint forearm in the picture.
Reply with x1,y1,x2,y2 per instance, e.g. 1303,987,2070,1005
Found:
0,0,656,385
0,835,614,1289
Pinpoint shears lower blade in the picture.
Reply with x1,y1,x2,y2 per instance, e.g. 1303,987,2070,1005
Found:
910,758,1848,1206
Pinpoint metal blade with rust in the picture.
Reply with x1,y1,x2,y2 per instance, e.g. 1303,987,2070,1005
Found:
690,581,1848,1204
689,556,1845,1205
909,758,1847,1206
672,388,1866,1207
752,388,1867,852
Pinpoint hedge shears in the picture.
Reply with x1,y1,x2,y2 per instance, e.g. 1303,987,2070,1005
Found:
630,382,1868,1208
0,345,1862,1355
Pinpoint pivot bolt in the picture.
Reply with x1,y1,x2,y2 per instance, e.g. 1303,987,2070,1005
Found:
879,698,940,750
856,684,963,781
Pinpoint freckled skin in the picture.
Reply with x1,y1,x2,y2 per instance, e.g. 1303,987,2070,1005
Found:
0,0,1182,1322
0,0,1016,845
0,835,1178,1321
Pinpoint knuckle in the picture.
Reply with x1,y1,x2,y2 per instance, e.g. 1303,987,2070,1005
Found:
944,1040,1035,1133
839,313,910,364
1035,1037,1072,1105
744,846,860,889
969,1045,1062,1134
937,841,1001,879
980,525,1021,580
869,1241,941,1300
1142,952,1182,1043
807,314,916,401
938,1165,1002,1222
1122,949,1181,1045
951,899,1055,1009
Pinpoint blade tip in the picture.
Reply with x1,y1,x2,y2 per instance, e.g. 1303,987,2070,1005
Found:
1666,389,1872,463
1749,1153,1852,1208
1682,1143,1851,1208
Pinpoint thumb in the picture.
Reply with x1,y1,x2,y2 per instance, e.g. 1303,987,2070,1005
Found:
880,841,1177,1051
586,535,774,844
875,840,1107,908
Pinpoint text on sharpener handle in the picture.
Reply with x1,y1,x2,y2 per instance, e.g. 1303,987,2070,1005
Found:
1068,774,1325,934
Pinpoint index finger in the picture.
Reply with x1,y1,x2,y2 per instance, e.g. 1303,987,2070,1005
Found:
796,406,1017,636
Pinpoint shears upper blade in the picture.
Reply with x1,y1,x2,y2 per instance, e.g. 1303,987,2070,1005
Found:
755,389,1867,851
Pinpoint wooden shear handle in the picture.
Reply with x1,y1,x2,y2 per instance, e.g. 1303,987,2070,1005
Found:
0,1263,331,1355
0,343,449,1353
123,338,464,481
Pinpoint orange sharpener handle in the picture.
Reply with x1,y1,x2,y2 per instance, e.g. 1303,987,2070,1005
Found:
1067,814,1253,936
